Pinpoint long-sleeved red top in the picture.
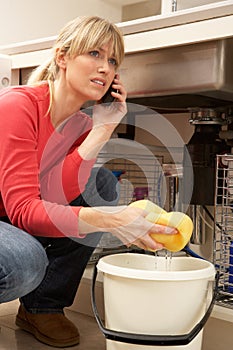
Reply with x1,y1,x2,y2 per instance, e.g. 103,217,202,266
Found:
0,83,96,237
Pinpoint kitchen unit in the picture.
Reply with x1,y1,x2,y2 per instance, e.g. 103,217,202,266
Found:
0,54,11,88
1,1,233,349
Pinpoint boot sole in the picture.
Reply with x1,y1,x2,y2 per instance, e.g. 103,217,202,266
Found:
16,315,80,348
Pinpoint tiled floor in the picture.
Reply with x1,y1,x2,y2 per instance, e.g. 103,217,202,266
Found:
2,300,233,350
0,300,106,350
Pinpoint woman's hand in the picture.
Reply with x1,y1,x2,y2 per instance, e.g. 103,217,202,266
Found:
107,73,127,103
78,205,177,251
92,74,127,132
78,75,127,160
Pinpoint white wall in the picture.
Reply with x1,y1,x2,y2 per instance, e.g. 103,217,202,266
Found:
0,0,122,46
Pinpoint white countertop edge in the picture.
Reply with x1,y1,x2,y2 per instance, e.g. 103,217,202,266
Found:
0,36,56,56
124,14,233,54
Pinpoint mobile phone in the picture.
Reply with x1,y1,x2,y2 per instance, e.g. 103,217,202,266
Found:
101,82,118,104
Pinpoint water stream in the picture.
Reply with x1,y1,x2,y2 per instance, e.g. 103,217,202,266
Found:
154,250,173,271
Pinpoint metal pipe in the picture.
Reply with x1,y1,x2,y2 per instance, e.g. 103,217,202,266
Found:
190,205,206,245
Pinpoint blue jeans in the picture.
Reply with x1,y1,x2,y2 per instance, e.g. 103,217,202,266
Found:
0,167,119,312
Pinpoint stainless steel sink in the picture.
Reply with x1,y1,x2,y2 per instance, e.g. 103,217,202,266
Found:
120,38,233,109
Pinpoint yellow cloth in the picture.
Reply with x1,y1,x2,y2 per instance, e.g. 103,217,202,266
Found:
130,200,193,252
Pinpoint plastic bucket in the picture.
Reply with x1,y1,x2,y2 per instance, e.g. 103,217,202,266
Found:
92,253,216,350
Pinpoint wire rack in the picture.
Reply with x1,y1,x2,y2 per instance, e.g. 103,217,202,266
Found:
214,154,233,308
96,152,165,206
89,151,166,262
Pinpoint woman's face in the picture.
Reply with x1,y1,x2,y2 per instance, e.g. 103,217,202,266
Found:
60,42,117,103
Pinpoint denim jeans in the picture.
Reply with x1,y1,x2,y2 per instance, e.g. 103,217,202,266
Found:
0,167,119,312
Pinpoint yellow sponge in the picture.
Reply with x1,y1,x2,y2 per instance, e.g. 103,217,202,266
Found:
129,199,193,252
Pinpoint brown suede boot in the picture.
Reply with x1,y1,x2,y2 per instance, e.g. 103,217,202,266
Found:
15,304,80,347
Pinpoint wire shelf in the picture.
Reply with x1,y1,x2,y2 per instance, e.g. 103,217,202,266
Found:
96,152,165,206
214,154,233,308
90,151,165,261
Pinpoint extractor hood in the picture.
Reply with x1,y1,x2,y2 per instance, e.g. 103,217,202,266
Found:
120,38,233,110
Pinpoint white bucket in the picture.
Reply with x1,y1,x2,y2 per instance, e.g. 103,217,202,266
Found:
94,253,216,350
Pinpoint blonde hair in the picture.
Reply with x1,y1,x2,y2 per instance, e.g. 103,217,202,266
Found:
28,16,124,86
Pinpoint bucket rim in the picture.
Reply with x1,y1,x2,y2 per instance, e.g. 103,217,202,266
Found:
97,253,216,281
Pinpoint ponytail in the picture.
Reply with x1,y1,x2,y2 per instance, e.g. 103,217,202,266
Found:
27,57,57,113
27,57,57,85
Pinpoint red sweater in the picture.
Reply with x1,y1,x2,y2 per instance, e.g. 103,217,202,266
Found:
0,83,95,237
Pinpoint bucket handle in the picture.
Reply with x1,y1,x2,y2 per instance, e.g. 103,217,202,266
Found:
91,262,219,346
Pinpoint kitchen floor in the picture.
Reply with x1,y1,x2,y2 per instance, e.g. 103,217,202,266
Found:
0,300,106,350
2,300,233,350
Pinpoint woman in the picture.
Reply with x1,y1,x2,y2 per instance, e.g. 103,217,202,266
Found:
0,16,176,347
